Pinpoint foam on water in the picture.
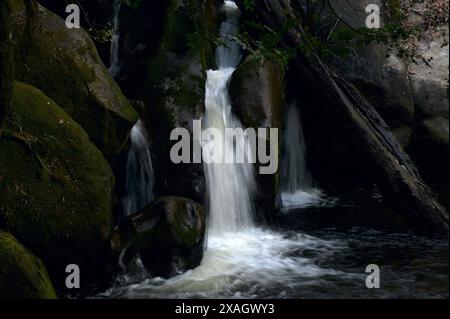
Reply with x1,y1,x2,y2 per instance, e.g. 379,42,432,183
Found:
102,227,348,299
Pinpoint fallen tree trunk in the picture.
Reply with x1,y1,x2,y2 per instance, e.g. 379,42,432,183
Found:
251,0,448,237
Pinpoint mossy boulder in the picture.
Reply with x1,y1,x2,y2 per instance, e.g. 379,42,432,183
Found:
229,53,285,218
0,82,114,287
10,2,138,158
0,231,57,299
230,54,285,130
114,197,206,278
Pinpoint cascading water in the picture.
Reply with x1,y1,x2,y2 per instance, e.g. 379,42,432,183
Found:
122,120,155,216
280,102,323,208
101,0,346,299
281,102,313,192
109,2,154,215
109,0,121,76
203,0,255,235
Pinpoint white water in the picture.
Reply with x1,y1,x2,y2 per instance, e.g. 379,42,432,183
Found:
109,0,121,76
102,228,348,299
281,102,323,208
203,0,255,235
122,120,155,216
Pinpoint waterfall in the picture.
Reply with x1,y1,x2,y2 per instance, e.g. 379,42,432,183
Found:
281,102,322,208
281,102,313,192
110,1,154,215
101,1,343,299
109,0,121,76
203,0,255,235
122,120,155,216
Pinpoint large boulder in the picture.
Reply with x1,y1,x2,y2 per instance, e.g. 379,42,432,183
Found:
230,54,285,129
118,0,219,203
229,53,285,217
10,1,138,158
0,82,114,287
113,197,206,278
0,231,57,299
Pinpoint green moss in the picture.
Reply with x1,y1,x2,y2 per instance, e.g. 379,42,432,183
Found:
0,231,57,299
0,82,114,282
11,3,137,157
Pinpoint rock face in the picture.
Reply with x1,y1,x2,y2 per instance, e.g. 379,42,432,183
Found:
118,0,219,203
323,0,449,185
10,2,138,158
229,54,285,217
114,197,206,278
0,231,57,299
408,23,449,184
230,54,285,130
0,82,114,285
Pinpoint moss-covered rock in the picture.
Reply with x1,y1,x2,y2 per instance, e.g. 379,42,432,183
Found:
0,231,57,299
146,0,219,203
0,82,114,287
114,196,205,278
10,2,138,158
118,0,219,203
0,0,15,138
229,53,285,218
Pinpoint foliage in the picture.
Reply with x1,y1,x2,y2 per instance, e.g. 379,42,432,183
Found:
88,23,114,43
235,0,429,67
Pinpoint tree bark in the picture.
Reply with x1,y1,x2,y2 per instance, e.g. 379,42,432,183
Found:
252,0,448,237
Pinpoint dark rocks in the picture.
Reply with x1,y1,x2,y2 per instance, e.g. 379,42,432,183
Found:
114,0,221,203
114,197,206,278
322,0,449,186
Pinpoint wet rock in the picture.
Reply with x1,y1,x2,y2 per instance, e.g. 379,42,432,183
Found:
229,53,285,219
115,196,206,278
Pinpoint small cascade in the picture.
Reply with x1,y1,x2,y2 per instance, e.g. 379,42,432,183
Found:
109,0,122,76
122,120,155,216
203,0,256,235
281,102,322,208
